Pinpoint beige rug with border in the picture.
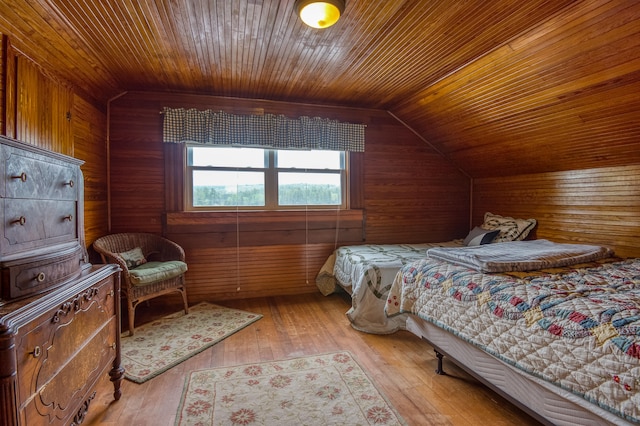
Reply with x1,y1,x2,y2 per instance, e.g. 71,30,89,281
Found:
175,351,407,425
121,302,262,383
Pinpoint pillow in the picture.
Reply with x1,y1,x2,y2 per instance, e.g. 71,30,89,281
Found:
481,212,537,242
119,247,147,269
463,226,500,246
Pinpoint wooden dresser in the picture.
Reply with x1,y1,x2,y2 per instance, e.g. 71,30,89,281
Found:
0,135,123,425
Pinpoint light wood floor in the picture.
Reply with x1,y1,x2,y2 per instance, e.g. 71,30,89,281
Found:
85,292,542,425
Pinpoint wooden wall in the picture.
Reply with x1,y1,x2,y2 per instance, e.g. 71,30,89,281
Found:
4,19,640,307
108,92,470,302
72,94,109,248
0,34,5,135
473,165,640,258
0,35,110,251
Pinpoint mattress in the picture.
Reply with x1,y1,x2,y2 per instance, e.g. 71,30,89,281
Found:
405,316,635,426
387,253,640,424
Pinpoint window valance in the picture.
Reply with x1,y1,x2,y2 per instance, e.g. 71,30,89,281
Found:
162,107,365,152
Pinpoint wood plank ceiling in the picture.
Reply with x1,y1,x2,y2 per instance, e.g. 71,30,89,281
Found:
1,0,639,178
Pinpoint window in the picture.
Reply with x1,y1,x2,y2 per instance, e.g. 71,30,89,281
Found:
186,145,347,210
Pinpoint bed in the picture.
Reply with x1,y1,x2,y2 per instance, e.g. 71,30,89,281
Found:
315,212,538,334
315,240,463,333
386,239,640,425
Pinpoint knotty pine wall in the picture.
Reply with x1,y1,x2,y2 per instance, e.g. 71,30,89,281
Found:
108,91,470,302
473,165,640,259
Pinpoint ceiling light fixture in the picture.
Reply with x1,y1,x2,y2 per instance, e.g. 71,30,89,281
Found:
295,0,345,29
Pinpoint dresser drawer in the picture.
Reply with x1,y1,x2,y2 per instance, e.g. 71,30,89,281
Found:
2,246,85,300
15,275,117,423
1,199,77,256
2,146,78,201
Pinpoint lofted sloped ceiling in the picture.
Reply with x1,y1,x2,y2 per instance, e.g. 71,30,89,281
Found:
0,0,639,178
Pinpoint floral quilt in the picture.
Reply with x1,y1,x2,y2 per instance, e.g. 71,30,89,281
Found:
386,257,640,423
316,241,462,334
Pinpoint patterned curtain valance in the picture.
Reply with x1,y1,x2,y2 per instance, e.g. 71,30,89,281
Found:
162,107,365,152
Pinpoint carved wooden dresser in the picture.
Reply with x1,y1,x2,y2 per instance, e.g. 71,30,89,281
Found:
0,135,123,425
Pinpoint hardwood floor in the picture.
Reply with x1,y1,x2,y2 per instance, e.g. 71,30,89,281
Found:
85,292,542,425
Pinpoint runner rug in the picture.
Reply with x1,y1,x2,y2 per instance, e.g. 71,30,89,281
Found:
121,302,262,383
175,351,407,425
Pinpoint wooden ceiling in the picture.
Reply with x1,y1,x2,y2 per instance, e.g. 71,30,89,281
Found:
1,0,639,178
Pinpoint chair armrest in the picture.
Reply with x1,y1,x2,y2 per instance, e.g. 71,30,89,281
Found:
159,239,186,262
99,251,131,275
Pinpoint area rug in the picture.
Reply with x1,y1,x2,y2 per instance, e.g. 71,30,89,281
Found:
175,351,407,425
121,302,262,383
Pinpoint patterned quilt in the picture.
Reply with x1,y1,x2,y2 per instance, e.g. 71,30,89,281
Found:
386,257,640,423
315,241,462,334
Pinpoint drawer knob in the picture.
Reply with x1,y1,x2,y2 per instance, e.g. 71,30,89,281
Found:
30,346,42,358
63,214,73,222
12,172,27,182
111,342,117,350
11,216,26,226
65,179,75,188
36,272,46,282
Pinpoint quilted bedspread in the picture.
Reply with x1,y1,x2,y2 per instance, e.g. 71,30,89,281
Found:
386,257,640,423
316,241,462,334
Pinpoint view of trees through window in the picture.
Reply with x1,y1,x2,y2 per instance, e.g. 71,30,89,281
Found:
188,146,345,208
192,182,341,206
193,183,264,206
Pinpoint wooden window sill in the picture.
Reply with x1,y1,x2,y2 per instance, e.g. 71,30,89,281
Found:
164,209,365,248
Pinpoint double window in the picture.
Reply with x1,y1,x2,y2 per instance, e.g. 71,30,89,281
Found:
186,145,347,210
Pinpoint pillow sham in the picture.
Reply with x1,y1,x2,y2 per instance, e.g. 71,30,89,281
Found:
482,212,537,242
463,226,500,246
119,247,147,269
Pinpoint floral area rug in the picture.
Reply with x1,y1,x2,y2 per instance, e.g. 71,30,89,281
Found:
121,302,262,383
175,351,407,425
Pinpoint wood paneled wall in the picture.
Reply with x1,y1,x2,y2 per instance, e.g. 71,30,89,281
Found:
0,34,5,135
6,19,639,306
473,165,640,258
108,92,470,302
14,55,73,155
72,94,108,249
0,35,110,254
4,39,73,154
364,113,470,243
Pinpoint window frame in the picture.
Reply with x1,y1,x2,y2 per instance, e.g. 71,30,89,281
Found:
184,144,349,211
163,142,363,216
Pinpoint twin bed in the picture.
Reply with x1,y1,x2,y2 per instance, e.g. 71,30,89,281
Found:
315,240,463,333
315,214,639,425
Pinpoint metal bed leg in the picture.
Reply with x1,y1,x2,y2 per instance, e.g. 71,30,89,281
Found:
434,349,445,375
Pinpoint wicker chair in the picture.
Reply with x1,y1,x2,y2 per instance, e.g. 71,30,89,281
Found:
93,233,189,335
